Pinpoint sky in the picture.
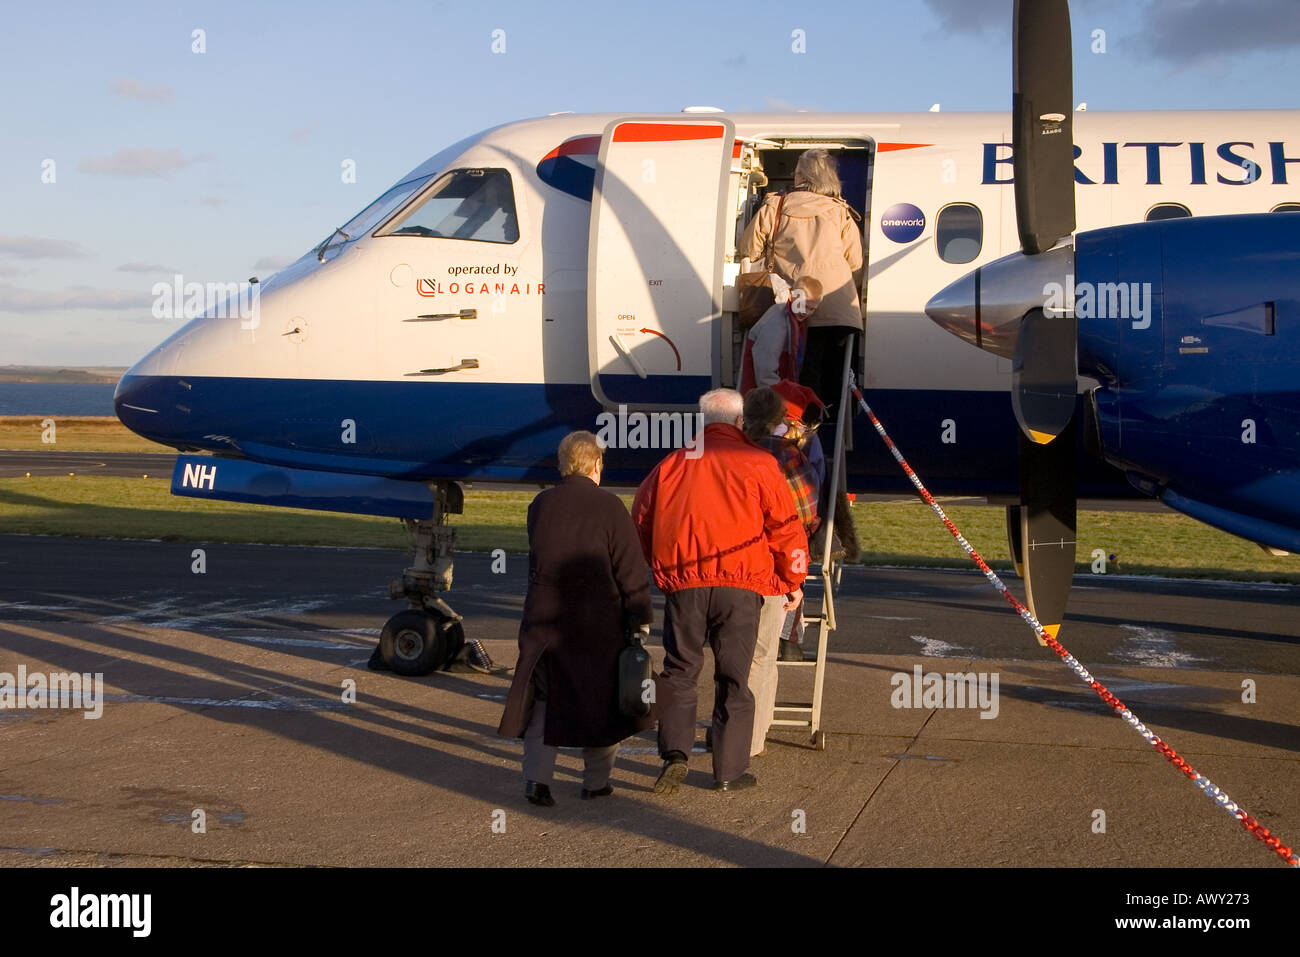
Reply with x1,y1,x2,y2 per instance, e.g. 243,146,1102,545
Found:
2,0,1298,365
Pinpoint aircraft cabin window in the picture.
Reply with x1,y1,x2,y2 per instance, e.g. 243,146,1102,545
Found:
1146,203,1192,221
382,168,519,243
936,203,982,264
1272,203,1300,213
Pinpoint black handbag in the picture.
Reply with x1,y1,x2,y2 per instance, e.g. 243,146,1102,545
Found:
618,627,653,717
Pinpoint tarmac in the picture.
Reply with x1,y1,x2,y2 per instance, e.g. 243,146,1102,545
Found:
0,534,1297,867
0,450,178,479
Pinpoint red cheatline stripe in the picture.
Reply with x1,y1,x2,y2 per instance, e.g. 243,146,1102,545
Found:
851,384,1298,869
612,123,724,143
546,135,924,161
539,135,602,162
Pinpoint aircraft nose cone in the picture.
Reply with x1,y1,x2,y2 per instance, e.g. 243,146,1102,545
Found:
925,271,980,351
114,373,163,440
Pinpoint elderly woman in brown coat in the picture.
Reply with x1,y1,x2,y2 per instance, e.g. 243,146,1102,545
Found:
739,148,865,410
498,430,654,806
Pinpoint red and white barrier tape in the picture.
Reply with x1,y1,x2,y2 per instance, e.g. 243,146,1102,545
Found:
851,385,1297,868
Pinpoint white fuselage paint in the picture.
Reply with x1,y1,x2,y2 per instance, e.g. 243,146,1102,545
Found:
125,111,1300,397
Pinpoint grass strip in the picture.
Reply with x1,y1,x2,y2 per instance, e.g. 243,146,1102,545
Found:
0,416,172,453
1,476,1296,583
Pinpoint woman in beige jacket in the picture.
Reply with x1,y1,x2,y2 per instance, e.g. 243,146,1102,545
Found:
739,148,864,561
739,148,864,411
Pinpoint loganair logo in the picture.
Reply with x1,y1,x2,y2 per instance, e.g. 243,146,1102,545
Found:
416,277,545,298
416,263,541,298
880,203,926,243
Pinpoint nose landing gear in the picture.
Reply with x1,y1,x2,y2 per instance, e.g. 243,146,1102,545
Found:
369,480,493,675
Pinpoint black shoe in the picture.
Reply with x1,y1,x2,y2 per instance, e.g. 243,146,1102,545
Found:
653,752,688,795
713,772,757,791
778,639,805,662
580,784,614,800
524,781,555,806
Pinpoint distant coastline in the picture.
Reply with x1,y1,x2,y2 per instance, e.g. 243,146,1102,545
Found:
0,365,127,385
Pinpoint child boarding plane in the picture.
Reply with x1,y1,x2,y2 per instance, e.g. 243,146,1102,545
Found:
113,8,1300,670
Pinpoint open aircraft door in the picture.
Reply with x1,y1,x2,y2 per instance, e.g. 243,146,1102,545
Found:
588,117,734,409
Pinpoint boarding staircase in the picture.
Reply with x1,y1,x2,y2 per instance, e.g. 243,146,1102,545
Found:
770,340,854,750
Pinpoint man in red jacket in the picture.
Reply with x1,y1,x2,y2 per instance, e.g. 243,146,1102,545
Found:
632,388,808,793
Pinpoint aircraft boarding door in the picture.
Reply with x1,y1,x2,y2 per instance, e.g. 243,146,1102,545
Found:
588,117,734,409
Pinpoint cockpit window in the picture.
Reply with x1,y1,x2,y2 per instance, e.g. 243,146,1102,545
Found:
380,168,519,244
333,175,434,244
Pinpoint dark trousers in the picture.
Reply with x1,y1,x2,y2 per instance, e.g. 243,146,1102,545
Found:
657,586,762,782
521,664,618,790
801,326,858,516
800,326,858,415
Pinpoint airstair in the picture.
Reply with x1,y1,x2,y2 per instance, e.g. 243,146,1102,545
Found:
771,340,854,750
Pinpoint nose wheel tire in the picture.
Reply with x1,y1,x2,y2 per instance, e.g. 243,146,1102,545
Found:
811,730,827,751
442,618,467,664
379,609,453,676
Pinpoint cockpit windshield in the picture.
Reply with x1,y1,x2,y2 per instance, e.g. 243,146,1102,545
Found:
312,174,434,257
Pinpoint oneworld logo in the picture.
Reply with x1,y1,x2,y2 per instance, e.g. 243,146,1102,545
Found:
880,203,926,243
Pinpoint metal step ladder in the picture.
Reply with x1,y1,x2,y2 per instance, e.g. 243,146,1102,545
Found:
771,340,854,751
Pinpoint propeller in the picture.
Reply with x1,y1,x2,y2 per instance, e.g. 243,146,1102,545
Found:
1009,0,1078,642
924,0,1085,640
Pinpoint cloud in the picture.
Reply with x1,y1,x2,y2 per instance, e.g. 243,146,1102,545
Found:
199,195,224,207
1139,0,1300,60
111,76,175,105
117,262,180,273
921,0,1009,35
253,255,294,271
78,148,203,177
0,235,88,259
922,0,1300,59
0,283,154,312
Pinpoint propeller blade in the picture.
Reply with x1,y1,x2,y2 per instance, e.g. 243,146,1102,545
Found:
1005,504,1025,579
1012,307,1077,444
1017,422,1077,643
1013,0,1076,255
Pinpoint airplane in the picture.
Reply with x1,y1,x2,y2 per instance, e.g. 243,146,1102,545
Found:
112,1,1300,673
